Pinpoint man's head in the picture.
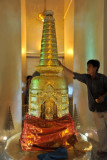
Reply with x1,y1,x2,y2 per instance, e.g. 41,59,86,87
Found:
87,59,100,75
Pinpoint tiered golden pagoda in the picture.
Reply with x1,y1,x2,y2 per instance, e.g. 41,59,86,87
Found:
20,10,92,152
28,10,69,119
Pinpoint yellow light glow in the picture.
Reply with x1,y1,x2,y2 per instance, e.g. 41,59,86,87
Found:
39,13,45,22
3,136,7,141
22,48,25,54
64,0,73,19
67,49,73,55
65,128,69,134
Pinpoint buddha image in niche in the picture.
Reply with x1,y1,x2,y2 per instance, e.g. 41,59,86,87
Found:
41,98,57,120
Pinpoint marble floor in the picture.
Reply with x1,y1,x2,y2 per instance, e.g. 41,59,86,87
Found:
0,133,107,160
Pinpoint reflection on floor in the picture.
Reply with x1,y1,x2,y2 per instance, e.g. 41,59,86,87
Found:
0,132,107,160
90,139,107,160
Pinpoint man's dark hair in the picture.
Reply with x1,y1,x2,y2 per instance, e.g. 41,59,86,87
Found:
87,59,100,72
26,75,32,81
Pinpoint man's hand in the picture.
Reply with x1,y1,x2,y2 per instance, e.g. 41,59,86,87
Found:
95,96,104,103
57,60,74,78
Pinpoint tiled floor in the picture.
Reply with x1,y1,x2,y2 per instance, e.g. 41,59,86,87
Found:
0,133,107,160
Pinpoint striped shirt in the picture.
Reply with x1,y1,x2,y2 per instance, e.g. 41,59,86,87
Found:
73,72,107,112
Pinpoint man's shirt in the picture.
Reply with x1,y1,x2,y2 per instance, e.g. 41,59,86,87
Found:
73,72,107,112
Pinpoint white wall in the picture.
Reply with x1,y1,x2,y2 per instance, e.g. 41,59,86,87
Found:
21,0,27,105
104,0,107,76
64,0,74,96
73,0,104,128
0,0,22,134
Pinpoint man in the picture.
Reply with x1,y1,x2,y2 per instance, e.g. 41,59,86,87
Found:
59,59,107,155
25,75,32,104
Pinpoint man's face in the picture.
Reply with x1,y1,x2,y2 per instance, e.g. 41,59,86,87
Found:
87,64,97,75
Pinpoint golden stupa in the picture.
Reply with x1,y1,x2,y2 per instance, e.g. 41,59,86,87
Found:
28,10,69,119
20,10,78,151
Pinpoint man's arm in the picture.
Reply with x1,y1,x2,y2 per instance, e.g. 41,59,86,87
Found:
96,75,107,103
59,61,86,84
59,61,74,78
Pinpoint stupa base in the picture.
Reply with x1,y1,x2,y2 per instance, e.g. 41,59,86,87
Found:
20,114,78,151
2,132,92,160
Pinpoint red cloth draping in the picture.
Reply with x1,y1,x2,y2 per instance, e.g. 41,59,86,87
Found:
20,113,78,151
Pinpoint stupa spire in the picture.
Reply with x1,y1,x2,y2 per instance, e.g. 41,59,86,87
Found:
39,10,58,66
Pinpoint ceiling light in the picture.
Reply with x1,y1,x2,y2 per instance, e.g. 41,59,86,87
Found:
38,12,45,22
3,136,7,141
38,0,46,22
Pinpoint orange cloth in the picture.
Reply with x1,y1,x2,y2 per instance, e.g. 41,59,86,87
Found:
20,113,78,151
